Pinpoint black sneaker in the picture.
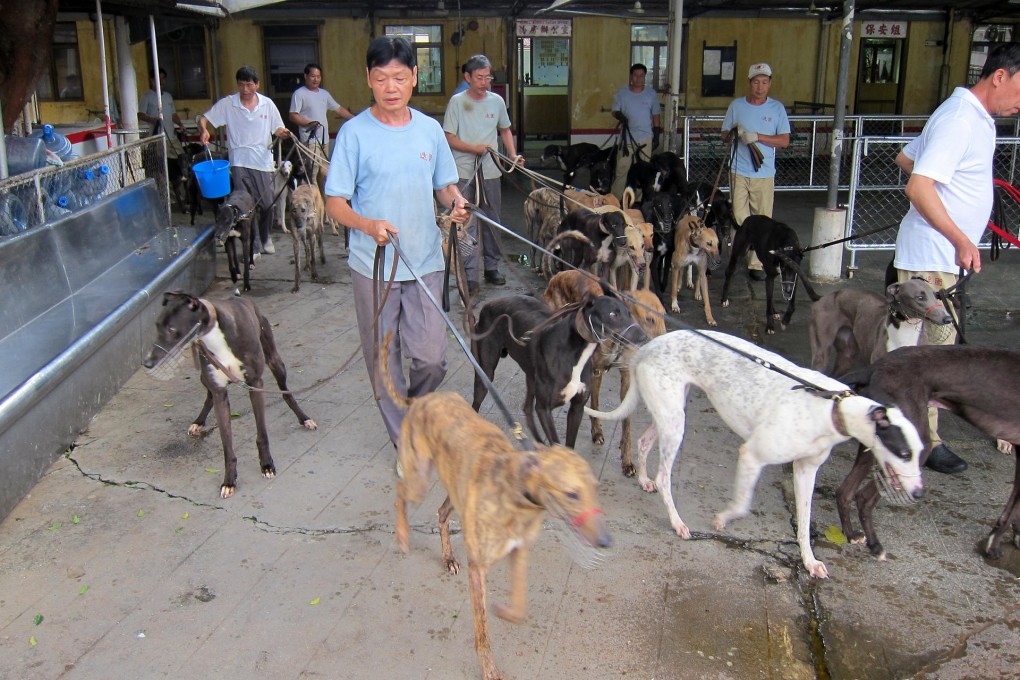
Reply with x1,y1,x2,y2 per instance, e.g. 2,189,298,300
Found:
748,269,766,281
484,269,506,286
925,443,968,474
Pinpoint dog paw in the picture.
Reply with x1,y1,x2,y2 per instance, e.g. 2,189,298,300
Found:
444,557,461,575
711,514,728,531
806,560,829,579
766,327,776,335
849,531,867,545
220,484,236,499
707,318,717,327
262,465,276,479
670,301,680,314
291,286,300,294
639,479,657,493
592,431,605,445
721,299,730,308
188,423,203,437
997,439,1015,455
493,603,524,624
303,419,318,430
673,522,691,540
622,463,636,478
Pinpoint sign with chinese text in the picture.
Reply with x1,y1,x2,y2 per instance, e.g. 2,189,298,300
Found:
862,21,907,39
516,19,572,37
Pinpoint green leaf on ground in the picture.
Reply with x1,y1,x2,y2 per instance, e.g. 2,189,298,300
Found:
230,411,241,418
182,513,189,520
205,468,220,474
34,614,43,626
163,403,173,408
72,515,80,524
824,525,848,545
309,598,320,605
29,636,37,647
137,509,145,517
79,585,88,595
48,522,62,531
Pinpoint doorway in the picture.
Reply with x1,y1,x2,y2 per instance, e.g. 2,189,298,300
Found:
516,35,571,153
263,25,319,134
855,38,906,118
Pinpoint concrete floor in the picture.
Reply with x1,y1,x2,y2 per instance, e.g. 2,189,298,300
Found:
1,168,1020,680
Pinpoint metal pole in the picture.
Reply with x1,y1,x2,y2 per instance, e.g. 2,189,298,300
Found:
149,16,164,132
95,0,114,149
116,16,139,143
826,0,853,210
664,0,684,152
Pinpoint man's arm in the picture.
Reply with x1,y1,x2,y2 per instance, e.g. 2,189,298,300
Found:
325,196,397,245
197,114,212,144
334,105,356,121
904,173,981,272
444,131,487,156
895,151,915,174
497,127,524,165
289,111,317,127
435,184,470,224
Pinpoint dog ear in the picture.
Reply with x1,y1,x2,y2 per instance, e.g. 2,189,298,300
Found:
162,290,186,306
868,406,891,429
519,453,542,479
885,282,901,301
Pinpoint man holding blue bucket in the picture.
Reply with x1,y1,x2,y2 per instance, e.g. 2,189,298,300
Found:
198,66,290,255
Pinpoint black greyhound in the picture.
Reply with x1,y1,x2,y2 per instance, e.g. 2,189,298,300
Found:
720,215,819,334
471,294,647,448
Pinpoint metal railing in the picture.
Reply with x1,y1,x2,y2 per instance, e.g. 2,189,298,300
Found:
678,114,1020,191
0,136,170,239
844,136,1020,270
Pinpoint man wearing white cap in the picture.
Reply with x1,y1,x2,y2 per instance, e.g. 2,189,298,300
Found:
722,63,790,279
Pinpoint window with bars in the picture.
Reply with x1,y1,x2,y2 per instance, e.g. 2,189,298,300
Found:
37,22,83,101
384,25,443,95
969,25,1015,85
631,23,685,93
150,26,209,100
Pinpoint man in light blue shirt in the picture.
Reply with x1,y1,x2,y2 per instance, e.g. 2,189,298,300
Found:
722,62,791,278
611,63,661,200
325,37,469,448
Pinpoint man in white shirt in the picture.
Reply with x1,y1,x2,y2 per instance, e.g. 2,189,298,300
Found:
198,65,290,255
289,63,355,182
893,42,1020,474
138,68,187,158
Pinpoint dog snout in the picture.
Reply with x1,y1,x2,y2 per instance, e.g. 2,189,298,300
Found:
625,324,650,345
142,346,164,369
911,486,925,501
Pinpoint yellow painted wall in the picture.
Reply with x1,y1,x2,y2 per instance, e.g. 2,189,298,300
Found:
570,17,633,133
36,13,986,132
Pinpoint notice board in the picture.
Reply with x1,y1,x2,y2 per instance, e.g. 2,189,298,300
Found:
702,43,737,98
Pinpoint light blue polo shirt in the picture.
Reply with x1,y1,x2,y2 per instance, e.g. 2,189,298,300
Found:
325,108,459,281
722,97,791,178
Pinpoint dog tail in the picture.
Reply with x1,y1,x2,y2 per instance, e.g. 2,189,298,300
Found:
377,330,411,410
584,368,642,421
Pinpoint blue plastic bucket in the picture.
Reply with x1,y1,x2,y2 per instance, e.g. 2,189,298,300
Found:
193,159,231,198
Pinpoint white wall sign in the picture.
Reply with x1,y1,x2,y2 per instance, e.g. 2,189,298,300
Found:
862,21,907,39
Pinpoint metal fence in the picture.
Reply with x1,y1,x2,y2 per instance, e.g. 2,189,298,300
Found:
0,136,170,239
844,136,1020,270
678,114,1020,191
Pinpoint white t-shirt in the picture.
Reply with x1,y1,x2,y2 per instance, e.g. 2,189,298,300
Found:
290,86,341,144
202,92,284,172
139,89,179,144
442,91,511,180
894,87,996,274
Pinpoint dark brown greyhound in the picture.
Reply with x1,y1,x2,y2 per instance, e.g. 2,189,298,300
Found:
837,345,1020,560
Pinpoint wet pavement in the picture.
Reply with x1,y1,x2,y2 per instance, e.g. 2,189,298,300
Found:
1,168,1019,680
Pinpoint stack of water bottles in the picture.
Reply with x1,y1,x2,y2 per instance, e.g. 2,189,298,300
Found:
41,162,112,221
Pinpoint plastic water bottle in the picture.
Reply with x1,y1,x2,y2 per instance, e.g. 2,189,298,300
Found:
3,135,46,175
44,192,76,221
31,124,75,162
86,163,111,202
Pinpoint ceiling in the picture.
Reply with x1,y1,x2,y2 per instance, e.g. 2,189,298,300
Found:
57,0,1020,22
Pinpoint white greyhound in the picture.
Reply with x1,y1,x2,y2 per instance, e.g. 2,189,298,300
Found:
586,329,925,578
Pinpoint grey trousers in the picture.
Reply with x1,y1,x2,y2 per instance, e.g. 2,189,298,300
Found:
232,166,275,247
351,269,449,445
457,177,503,280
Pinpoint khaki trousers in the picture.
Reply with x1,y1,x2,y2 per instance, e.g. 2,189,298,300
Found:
731,174,775,271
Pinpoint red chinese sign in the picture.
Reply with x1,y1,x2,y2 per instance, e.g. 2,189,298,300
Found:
515,19,572,37
862,21,907,39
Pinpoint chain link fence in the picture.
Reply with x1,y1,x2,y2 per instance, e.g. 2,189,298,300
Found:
677,114,1020,192
0,136,169,239
845,136,1020,270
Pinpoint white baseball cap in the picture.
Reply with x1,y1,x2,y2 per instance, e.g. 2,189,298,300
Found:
748,63,773,79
